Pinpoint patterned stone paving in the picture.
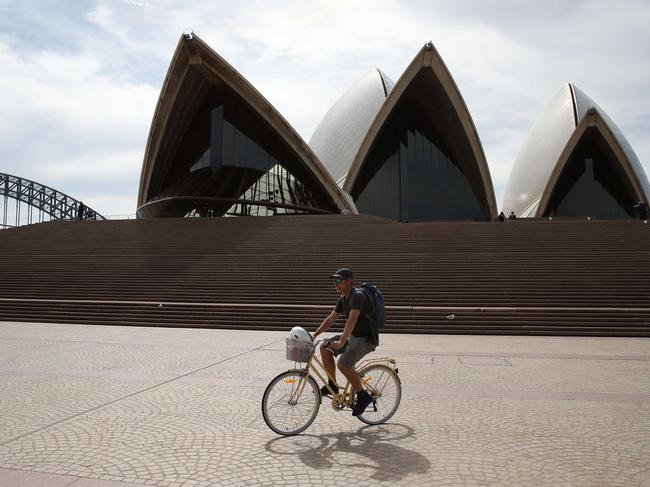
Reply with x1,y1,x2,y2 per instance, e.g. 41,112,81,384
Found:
0,321,649,486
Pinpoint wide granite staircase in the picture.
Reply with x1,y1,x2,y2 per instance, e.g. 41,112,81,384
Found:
0,215,649,336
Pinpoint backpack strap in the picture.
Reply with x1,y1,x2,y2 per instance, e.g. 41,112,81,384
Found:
356,286,380,345
355,287,375,321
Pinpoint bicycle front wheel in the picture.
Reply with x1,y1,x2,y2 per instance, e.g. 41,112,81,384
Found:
357,364,401,425
262,371,320,436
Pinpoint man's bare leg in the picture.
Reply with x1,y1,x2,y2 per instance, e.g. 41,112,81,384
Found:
320,344,337,385
338,362,362,392
339,361,374,416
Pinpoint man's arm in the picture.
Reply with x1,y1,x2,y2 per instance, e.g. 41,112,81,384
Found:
314,310,339,337
330,309,360,350
339,310,360,343
331,290,365,349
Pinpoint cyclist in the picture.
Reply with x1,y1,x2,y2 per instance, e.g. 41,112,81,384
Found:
313,268,378,416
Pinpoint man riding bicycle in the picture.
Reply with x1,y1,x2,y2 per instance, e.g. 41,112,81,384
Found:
313,268,378,416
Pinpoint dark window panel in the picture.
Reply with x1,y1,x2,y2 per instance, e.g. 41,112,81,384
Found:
150,101,330,217
210,106,224,171
353,104,485,221
545,133,636,219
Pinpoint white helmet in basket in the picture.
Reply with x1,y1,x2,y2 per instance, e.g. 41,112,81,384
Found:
289,326,312,343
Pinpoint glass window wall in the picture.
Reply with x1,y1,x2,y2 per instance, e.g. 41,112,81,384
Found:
352,102,486,221
545,135,636,219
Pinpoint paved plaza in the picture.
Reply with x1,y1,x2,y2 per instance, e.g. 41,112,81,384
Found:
0,321,649,486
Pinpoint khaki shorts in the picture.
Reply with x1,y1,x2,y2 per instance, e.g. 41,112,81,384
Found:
325,334,376,368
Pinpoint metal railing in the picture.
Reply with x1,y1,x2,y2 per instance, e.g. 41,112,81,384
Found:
105,214,138,220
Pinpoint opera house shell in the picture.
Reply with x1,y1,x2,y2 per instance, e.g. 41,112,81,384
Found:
309,68,394,187
315,42,497,222
503,83,650,219
137,34,355,218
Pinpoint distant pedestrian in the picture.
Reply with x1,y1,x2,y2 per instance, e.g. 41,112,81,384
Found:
497,211,505,222
508,211,516,221
77,202,85,220
634,201,648,221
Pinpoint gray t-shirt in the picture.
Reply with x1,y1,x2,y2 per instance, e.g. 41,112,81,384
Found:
335,289,378,345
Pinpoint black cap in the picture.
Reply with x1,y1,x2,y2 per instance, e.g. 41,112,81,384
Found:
330,268,353,280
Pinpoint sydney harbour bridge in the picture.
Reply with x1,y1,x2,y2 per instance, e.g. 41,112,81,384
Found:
0,173,104,229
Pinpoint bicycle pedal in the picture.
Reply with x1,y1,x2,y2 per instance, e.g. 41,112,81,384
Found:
372,401,377,412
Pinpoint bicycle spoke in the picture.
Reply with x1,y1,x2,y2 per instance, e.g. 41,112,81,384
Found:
263,371,320,435
357,365,401,425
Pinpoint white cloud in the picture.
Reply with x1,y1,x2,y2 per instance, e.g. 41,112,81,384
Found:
38,149,143,185
0,38,157,215
84,194,138,217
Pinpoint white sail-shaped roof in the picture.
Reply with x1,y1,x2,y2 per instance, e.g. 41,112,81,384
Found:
503,83,650,217
309,68,393,185
138,33,355,215
344,42,497,220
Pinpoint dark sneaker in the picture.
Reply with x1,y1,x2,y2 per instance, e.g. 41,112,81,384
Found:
352,389,375,416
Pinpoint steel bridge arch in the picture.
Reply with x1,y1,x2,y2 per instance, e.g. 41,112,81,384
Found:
1,173,105,228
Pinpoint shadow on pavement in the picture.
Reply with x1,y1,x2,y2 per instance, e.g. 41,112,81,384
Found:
265,423,430,481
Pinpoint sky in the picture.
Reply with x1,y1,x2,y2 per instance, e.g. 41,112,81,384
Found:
1,0,649,216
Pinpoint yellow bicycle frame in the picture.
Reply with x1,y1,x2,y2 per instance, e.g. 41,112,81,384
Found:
288,348,398,411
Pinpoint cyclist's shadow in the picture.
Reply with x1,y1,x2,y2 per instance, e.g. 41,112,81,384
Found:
264,423,430,481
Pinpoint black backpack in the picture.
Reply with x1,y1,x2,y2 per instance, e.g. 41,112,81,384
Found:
356,283,386,330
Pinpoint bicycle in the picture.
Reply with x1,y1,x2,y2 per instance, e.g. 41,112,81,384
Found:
262,335,402,436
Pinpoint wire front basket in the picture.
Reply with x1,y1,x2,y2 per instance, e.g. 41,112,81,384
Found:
285,338,314,363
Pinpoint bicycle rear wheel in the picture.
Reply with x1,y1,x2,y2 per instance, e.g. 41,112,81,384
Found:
357,364,401,425
262,371,320,436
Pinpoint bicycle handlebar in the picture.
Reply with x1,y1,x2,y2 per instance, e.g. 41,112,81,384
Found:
312,338,326,347
312,336,339,351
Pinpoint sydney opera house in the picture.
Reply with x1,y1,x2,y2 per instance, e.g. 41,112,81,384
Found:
135,33,647,223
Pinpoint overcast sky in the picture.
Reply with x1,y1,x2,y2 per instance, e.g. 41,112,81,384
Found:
1,0,648,216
